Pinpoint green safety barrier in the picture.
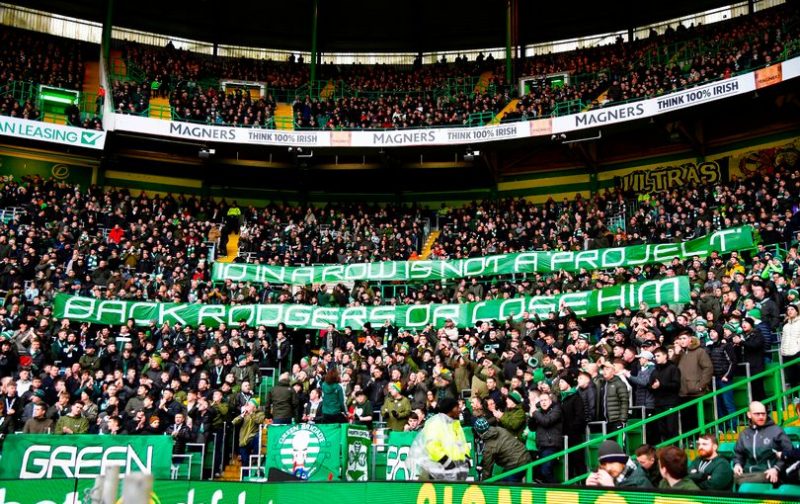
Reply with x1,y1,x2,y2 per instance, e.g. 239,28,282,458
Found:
487,355,800,484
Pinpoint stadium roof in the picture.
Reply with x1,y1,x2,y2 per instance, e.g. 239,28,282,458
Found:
15,0,738,52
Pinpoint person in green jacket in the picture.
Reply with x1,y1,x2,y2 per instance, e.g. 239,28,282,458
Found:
688,434,734,491
586,441,654,488
320,369,346,423
491,391,526,441
473,417,531,482
381,382,411,431
657,445,700,491
231,399,265,469
54,402,89,434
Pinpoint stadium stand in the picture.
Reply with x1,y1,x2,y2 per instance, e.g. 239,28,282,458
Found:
2,1,800,497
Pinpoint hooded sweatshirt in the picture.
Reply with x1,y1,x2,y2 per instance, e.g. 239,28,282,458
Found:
733,418,793,473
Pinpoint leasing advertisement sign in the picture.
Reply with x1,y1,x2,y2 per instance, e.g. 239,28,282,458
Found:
212,226,751,285
111,57,800,148
0,434,173,479
53,276,690,330
0,115,106,149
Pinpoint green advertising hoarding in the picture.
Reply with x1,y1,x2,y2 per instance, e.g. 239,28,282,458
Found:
0,434,173,480
0,479,791,504
53,276,690,330
212,226,753,285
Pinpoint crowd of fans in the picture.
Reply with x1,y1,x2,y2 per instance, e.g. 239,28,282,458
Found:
0,27,104,129
1,2,800,488
108,4,800,129
503,4,800,121
0,145,799,484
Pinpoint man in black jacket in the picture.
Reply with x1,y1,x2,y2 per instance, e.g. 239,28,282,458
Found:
528,393,563,483
706,328,737,429
265,372,298,425
559,373,588,478
649,346,681,445
733,318,765,400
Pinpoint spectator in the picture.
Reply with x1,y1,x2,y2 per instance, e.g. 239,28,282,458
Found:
167,412,193,458
231,399,265,468
733,317,766,400
634,444,662,487
586,440,653,488
649,346,681,444
559,372,588,478
528,392,563,483
382,381,411,431
599,361,628,434
320,369,346,424
673,330,713,437
415,397,470,481
54,401,89,434
657,445,700,490
781,303,800,388
733,401,793,484
22,402,53,433
351,388,373,429
473,417,531,482
688,433,734,491
265,372,298,425
706,326,738,429
492,390,526,441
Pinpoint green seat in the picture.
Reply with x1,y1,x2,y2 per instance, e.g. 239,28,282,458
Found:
718,442,736,460
778,484,800,496
738,483,775,495
783,426,800,442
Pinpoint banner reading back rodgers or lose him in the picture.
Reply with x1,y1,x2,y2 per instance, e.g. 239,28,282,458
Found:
0,434,174,479
212,226,752,285
53,276,690,330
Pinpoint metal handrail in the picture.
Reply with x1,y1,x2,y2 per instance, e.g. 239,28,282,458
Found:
486,354,800,483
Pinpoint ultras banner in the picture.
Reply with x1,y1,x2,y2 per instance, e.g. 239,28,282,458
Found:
211,226,752,285
53,276,690,330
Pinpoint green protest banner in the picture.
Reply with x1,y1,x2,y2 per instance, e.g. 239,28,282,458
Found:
0,434,173,480
263,423,343,481
0,477,793,504
344,426,371,481
212,226,753,285
53,276,690,330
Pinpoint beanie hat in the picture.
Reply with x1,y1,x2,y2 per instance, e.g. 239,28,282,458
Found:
390,382,402,394
560,373,578,388
597,440,628,465
788,289,799,298
473,417,490,435
248,398,259,407
438,369,453,382
507,391,523,404
437,397,459,414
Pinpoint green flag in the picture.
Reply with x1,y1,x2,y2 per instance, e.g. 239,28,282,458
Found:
53,276,691,330
212,226,753,285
